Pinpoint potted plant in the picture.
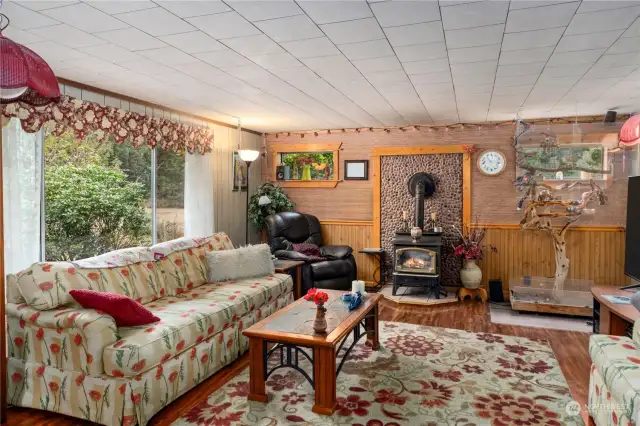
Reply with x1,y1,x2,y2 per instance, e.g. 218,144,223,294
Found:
452,226,496,289
304,288,329,333
248,183,296,236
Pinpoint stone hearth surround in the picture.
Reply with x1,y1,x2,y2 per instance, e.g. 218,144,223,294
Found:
380,154,463,288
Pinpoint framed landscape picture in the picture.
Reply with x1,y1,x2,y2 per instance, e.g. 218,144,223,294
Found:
232,151,248,192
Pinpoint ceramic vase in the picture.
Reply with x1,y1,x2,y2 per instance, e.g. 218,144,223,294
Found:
302,165,312,180
411,226,422,242
313,305,327,333
460,259,482,289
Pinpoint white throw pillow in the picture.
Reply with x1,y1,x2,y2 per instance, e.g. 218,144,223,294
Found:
206,244,275,282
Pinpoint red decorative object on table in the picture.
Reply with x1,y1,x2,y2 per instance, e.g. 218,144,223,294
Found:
305,289,329,333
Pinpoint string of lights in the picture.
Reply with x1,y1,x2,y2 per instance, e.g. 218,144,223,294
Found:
268,114,630,139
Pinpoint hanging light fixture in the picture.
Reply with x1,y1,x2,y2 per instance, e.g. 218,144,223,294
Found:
0,12,60,105
620,114,640,147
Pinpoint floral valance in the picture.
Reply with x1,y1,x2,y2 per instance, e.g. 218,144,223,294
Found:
1,95,214,154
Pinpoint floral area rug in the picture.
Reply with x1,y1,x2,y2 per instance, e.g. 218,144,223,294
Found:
173,321,584,426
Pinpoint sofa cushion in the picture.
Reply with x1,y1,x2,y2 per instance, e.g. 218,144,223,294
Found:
70,289,160,327
156,232,234,296
177,273,294,318
206,244,274,282
14,261,166,311
589,333,640,423
103,273,292,378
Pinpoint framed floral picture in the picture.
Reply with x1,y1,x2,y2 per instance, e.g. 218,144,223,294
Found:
232,151,248,192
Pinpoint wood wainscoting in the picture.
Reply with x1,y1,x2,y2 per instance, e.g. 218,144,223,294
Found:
318,220,629,298
319,220,377,284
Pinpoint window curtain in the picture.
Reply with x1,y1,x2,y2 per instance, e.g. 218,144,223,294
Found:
184,152,215,237
2,118,43,274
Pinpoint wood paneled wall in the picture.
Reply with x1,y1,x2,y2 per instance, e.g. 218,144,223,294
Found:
319,221,377,283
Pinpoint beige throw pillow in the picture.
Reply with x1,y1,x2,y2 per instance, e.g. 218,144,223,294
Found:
206,244,275,282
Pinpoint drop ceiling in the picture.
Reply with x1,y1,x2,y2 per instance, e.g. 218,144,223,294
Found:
3,0,640,132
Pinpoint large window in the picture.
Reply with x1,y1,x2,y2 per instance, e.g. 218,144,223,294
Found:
43,127,184,261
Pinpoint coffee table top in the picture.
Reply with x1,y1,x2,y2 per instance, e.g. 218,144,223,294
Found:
242,290,381,347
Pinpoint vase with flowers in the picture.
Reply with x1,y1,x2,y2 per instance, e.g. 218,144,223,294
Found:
452,226,497,289
304,288,329,333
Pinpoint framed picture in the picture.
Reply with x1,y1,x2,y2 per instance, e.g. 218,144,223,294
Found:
344,160,369,180
232,151,248,192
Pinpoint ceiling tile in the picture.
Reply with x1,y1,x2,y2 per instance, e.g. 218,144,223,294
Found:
195,49,253,67
565,7,640,35
410,72,452,85
301,55,362,82
384,22,444,47
188,12,261,39
221,34,284,56
298,1,372,24
444,24,504,49
452,72,496,86
63,57,129,75
1,2,59,30
137,46,197,66
78,43,145,63
495,74,539,87
448,44,500,64
95,27,168,51
556,30,625,52
625,18,640,37
499,47,554,65
13,1,79,11
86,1,156,15
114,7,196,36
255,15,323,42
608,37,640,54
370,1,441,27
454,83,494,94
505,2,579,33
1,26,44,44
493,84,533,96
395,42,448,62
172,61,226,84
338,39,394,61
509,1,579,11
250,52,302,70
450,60,496,76
546,49,607,66
583,65,637,79
25,40,89,62
502,27,565,51
42,3,129,33
596,52,640,66
28,24,106,48
158,31,226,54
365,70,409,85
414,82,455,95
118,58,177,76
540,64,592,77
353,56,402,73
577,1,640,14
227,1,303,22
281,37,340,59
441,1,509,30
402,58,451,75
320,18,385,45
497,62,545,77
156,1,231,18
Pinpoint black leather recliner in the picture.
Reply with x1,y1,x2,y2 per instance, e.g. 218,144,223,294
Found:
265,212,357,294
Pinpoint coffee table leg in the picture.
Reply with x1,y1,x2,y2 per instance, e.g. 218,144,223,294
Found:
312,346,336,415
365,305,380,350
247,338,268,403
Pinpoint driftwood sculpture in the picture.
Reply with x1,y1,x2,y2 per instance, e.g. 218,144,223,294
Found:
514,122,609,291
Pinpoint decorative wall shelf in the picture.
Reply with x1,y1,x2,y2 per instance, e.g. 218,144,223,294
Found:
270,142,342,188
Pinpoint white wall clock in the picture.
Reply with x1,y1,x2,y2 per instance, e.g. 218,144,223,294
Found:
477,150,506,176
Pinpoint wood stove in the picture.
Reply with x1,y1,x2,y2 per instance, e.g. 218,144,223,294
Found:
392,233,443,297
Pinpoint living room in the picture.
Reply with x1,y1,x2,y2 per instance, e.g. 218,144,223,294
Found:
1,1,640,425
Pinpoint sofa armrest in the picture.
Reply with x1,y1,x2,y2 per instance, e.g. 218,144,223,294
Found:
6,303,118,376
320,245,353,260
633,319,640,345
275,250,311,262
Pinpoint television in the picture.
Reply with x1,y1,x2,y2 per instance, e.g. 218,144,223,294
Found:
624,176,640,287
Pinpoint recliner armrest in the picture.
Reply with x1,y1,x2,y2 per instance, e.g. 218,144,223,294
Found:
275,250,311,262
320,245,353,260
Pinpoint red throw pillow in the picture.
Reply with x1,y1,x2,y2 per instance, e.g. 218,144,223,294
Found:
69,289,160,327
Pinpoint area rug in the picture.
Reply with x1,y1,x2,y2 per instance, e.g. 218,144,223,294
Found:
490,303,592,333
173,321,584,426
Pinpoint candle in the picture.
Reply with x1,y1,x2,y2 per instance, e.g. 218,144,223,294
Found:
351,280,365,294
431,212,436,221
402,210,408,220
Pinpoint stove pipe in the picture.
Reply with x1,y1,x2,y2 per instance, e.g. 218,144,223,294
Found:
415,181,425,229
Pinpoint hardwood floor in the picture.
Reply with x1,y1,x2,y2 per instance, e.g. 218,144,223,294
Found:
4,299,593,425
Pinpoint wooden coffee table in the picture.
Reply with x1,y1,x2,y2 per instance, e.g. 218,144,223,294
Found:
242,290,382,415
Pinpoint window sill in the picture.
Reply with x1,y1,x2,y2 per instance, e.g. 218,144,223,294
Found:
273,180,339,188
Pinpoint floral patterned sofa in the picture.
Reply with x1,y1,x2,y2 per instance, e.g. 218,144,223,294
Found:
5,232,294,425
588,321,640,425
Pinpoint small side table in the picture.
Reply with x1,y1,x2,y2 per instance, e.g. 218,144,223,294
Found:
274,259,305,300
458,287,488,302
358,248,386,290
